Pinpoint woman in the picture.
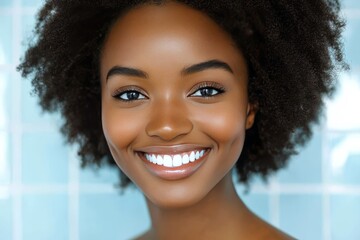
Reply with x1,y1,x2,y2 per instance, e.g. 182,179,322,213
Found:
18,0,346,239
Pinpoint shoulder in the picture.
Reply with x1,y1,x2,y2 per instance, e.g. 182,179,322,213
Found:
131,230,153,240
259,227,296,240
247,214,296,240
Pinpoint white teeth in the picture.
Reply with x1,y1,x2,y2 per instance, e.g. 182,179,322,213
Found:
144,149,207,168
151,154,156,163
189,152,195,162
173,154,182,167
163,155,173,167
182,154,189,164
156,155,163,166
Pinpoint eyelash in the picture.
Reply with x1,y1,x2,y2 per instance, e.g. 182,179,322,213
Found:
189,82,226,98
112,82,226,102
112,87,148,102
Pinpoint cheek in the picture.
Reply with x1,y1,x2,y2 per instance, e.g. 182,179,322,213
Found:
101,101,144,151
101,101,148,182
192,101,247,146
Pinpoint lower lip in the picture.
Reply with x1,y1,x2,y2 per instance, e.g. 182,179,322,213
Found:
138,150,210,181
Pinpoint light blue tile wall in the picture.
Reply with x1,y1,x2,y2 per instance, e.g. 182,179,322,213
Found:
238,192,270,222
79,164,119,185
22,193,68,240
0,1,359,240
278,129,323,184
0,72,12,129
21,132,69,184
0,15,12,65
279,194,323,240
330,195,360,240
20,0,43,8
343,0,360,9
0,0,12,7
79,190,150,240
0,132,11,184
327,132,360,185
343,18,360,67
0,196,12,240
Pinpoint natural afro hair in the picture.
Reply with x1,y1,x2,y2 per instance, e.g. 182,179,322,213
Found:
18,0,347,188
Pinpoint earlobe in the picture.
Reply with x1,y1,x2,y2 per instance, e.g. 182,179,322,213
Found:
245,103,258,129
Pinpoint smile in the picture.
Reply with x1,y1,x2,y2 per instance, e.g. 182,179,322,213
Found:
144,149,206,168
135,145,211,180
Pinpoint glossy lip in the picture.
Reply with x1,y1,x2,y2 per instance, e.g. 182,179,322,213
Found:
135,144,211,181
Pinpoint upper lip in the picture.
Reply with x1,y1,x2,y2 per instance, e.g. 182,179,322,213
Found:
134,144,210,155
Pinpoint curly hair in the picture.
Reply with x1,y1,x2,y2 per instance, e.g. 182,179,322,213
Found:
18,0,347,188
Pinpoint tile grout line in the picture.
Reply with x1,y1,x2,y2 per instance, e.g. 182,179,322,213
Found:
269,178,280,228
11,0,23,240
68,146,80,240
322,122,331,240
0,7,38,15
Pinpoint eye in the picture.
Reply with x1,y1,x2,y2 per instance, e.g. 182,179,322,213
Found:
112,88,147,102
189,82,226,98
191,87,221,97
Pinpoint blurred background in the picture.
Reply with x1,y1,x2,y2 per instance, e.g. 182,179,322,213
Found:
0,0,359,239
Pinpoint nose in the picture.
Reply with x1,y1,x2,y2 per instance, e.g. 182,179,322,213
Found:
145,99,193,141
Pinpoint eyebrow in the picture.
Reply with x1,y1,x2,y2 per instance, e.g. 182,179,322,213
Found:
106,59,233,82
106,66,148,81
181,59,234,75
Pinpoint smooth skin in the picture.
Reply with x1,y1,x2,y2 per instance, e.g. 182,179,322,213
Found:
100,2,294,240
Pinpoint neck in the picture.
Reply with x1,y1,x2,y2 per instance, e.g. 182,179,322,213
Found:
145,173,252,240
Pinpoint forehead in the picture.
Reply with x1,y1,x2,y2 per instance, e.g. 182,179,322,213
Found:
100,2,246,79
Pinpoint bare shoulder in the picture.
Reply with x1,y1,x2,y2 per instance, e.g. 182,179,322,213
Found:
249,214,296,240
131,230,153,240
260,225,296,240
131,214,296,240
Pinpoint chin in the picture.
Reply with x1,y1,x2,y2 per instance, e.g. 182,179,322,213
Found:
140,179,213,209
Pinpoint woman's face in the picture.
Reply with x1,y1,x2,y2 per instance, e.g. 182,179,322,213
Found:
100,2,256,208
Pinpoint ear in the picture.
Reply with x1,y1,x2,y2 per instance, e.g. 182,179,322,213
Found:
245,102,258,129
